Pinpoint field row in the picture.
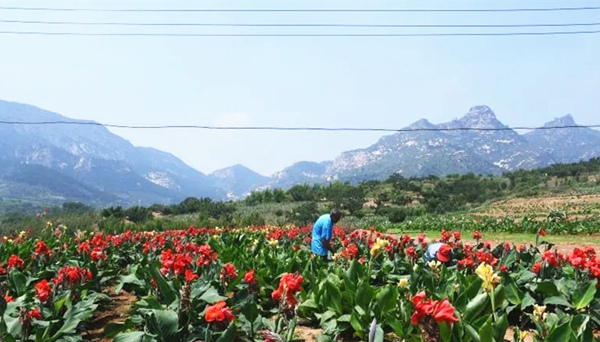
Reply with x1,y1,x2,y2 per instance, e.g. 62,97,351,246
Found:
1,225,599,341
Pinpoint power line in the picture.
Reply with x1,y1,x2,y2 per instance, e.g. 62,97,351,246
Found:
2,19,600,29
1,120,599,132
1,5,599,12
2,30,600,37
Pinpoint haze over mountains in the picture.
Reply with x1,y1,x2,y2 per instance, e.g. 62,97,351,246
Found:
1,100,599,205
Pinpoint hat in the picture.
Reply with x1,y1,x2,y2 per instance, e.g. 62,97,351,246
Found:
437,244,452,263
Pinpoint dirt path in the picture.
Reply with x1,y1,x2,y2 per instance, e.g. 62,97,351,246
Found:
83,286,137,342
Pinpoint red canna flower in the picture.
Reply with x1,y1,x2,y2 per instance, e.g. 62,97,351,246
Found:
7,255,24,270
453,231,461,241
29,308,43,320
244,269,256,284
542,251,559,268
538,228,547,237
473,231,483,240
411,291,458,326
205,301,235,325
35,279,52,303
406,246,418,259
185,269,199,283
431,299,459,324
3,295,14,303
220,263,238,285
532,262,542,274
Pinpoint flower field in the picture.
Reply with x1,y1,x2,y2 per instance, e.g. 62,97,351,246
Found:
1,225,600,342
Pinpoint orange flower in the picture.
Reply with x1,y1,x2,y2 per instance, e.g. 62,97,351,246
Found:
205,301,235,324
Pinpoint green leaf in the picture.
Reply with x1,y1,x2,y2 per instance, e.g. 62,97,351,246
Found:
544,296,573,308
464,293,489,323
346,258,360,283
10,271,27,297
505,281,524,305
573,279,597,310
0,295,6,316
386,316,404,337
546,320,573,341
439,321,452,342
520,293,536,311
323,279,343,314
114,331,147,342
464,324,481,342
116,273,144,294
199,287,227,304
149,266,177,306
356,280,375,314
216,321,237,342
241,301,258,324
493,314,508,342
535,281,560,296
53,317,82,338
479,318,493,342
337,314,351,323
146,310,179,339
373,285,398,318
374,324,384,342
104,321,134,339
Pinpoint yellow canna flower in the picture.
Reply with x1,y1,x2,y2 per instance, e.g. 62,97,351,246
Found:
533,304,547,322
476,262,501,291
397,278,409,289
268,239,278,246
519,331,529,341
19,231,26,238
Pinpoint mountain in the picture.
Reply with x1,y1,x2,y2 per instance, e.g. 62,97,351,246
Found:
0,99,223,207
524,114,600,163
322,106,552,181
209,164,270,199
266,161,332,189
3,100,600,204
228,106,599,195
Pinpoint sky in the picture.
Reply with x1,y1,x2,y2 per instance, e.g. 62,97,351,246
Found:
0,0,599,176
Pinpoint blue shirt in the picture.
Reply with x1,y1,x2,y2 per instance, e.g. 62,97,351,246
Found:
424,242,443,262
311,214,333,256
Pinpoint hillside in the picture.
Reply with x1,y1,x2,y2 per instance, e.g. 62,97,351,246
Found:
0,99,224,209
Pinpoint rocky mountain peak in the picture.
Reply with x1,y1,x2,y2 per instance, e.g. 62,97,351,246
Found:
543,114,577,127
406,118,436,130
456,105,505,129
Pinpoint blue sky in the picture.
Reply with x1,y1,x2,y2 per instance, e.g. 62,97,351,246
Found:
0,0,598,176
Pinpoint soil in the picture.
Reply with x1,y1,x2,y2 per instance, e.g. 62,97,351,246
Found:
83,286,137,342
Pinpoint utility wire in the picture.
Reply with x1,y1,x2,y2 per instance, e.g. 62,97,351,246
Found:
2,30,600,37
2,19,599,29
1,5,599,12
1,120,599,132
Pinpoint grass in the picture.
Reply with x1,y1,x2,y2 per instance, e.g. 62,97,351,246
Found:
386,229,600,247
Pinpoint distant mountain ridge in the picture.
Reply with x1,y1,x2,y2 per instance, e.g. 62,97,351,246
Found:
2,100,599,205
216,105,600,198
0,99,223,207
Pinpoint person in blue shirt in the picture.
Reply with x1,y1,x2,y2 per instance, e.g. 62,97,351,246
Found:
424,242,453,265
311,208,342,261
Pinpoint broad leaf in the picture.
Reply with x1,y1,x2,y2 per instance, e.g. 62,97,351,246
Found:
216,321,237,342
464,293,489,323
146,309,179,339
573,279,597,310
199,287,227,304
479,318,493,342
114,331,147,342
149,266,177,306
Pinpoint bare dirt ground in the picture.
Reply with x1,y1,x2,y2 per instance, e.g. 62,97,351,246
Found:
83,286,137,342
475,194,600,218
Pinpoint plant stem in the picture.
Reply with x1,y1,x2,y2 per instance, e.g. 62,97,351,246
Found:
490,287,497,323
